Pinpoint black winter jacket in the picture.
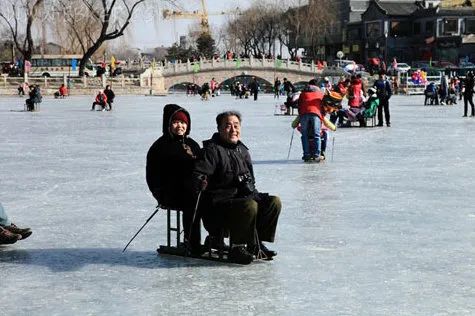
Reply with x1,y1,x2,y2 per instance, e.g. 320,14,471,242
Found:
192,133,258,206
146,104,201,209
104,89,115,102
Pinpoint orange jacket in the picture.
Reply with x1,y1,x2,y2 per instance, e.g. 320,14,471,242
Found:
298,87,324,119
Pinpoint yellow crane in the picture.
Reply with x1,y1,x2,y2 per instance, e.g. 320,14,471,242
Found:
162,0,237,34
441,0,472,7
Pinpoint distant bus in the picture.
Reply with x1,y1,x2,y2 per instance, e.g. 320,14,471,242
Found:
30,54,96,77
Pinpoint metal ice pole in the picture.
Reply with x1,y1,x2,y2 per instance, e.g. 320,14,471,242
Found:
122,206,160,253
331,136,335,162
287,129,295,160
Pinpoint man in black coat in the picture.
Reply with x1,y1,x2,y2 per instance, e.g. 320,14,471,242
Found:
146,104,202,254
249,77,259,101
462,71,474,117
104,85,115,111
192,111,282,264
374,71,392,127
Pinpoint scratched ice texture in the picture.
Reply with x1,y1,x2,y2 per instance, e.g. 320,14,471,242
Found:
0,93,474,315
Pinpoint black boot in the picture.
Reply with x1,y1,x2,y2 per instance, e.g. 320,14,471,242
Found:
247,242,277,259
228,245,253,264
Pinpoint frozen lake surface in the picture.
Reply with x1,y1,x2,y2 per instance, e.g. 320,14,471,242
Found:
0,93,474,315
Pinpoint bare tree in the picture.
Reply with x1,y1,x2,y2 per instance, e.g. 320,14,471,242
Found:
276,0,306,59
224,8,261,57
300,0,340,60
224,0,288,58
51,0,103,55
53,0,146,76
251,1,282,57
0,0,45,69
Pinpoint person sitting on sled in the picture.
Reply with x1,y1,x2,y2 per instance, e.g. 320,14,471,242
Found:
297,79,341,162
54,84,68,98
355,87,380,127
191,111,282,265
284,90,301,115
25,85,42,111
91,90,108,111
424,82,439,106
146,104,202,255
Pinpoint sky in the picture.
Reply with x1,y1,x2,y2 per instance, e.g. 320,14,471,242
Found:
128,0,252,50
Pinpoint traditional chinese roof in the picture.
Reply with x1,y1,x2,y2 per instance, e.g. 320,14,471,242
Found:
413,6,475,17
373,0,420,16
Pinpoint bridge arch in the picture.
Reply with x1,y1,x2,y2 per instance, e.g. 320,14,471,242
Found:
142,58,349,94
163,68,316,92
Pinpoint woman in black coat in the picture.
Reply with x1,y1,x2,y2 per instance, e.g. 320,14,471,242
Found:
146,104,202,254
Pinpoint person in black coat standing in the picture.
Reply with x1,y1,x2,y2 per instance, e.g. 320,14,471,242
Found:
104,85,115,111
462,71,474,117
373,71,393,127
249,77,260,101
146,104,202,254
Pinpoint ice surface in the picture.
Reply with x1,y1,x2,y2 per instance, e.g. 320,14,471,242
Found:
0,94,474,315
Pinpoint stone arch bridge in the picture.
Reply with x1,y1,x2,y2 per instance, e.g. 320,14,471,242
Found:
139,57,342,94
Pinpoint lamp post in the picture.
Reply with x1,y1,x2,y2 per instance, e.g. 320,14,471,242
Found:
384,30,389,70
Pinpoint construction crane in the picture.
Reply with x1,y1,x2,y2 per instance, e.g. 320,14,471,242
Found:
162,0,237,34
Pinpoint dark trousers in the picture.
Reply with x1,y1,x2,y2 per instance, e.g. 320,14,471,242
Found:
253,90,258,101
377,98,390,125
424,94,438,105
206,194,281,245
26,99,35,111
463,94,474,116
92,102,106,110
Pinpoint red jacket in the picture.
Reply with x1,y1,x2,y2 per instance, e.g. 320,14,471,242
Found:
348,78,363,108
298,86,324,120
59,86,68,96
95,92,108,103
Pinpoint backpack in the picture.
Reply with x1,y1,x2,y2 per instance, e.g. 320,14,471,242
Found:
375,80,389,99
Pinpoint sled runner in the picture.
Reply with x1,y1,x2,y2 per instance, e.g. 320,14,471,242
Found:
156,208,233,263
157,208,273,263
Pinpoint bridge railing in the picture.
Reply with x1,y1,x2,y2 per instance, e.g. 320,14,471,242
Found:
157,57,318,75
1,74,141,90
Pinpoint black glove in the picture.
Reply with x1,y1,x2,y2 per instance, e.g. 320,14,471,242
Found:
199,175,208,191
193,174,208,192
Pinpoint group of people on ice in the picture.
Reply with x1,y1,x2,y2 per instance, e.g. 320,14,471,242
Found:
146,105,282,264
287,70,393,162
327,71,391,128
91,85,115,111
424,71,474,117
186,78,221,100
230,77,260,101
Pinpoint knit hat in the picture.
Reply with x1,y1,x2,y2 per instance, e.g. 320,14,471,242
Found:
171,111,189,125
322,91,343,109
